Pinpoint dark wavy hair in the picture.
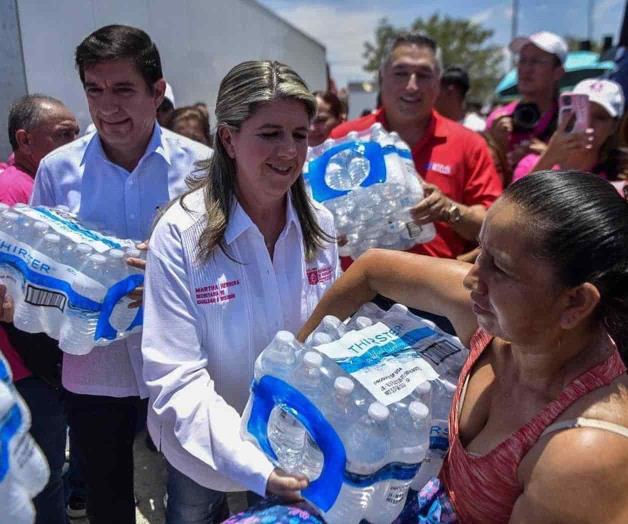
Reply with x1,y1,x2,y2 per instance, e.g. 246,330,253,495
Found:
75,25,162,89
504,171,628,360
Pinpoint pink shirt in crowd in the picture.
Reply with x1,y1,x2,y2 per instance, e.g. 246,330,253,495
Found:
512,153,610,184
0,162,35,382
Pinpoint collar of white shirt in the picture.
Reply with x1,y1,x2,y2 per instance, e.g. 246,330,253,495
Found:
224,191,301,246
80,123,172,169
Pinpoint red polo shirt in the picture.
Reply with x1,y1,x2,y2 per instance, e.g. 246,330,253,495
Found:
330,109,502,261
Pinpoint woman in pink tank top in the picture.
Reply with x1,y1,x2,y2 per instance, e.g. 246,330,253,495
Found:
300,171,628,522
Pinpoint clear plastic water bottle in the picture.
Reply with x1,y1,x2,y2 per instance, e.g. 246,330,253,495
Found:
372,401,430,524
308,315,346,343
324,376,358,441
323,402,390,524
262,332,306,473
59,253,107,355
411,379,456,490
256,330,300,380
295,351,326,480
13,232,63,334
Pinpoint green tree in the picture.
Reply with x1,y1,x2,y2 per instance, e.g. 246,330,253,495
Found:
363,14,504,103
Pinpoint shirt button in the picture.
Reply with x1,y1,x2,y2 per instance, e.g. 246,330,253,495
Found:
129,213,136,220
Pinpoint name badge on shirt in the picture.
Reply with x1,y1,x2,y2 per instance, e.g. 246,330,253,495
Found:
306,266,333,285
195,279,240,305
424,162,453,176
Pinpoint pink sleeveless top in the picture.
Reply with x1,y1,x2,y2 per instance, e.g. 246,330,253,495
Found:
440,329,627,523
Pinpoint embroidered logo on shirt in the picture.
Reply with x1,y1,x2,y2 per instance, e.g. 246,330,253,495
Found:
425,162,452,175
306,266,333,285
195,279,240,304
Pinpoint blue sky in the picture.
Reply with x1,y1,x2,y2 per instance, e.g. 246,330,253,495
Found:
258,0,624,87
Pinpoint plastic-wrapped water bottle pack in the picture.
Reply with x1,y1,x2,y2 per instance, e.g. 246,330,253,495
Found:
241,302,468,524
0,203,144,355
304,124,436,258
0,353,49,524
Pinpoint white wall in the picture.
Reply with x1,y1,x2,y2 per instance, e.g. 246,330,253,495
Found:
0,0,28,158
10,0,326,141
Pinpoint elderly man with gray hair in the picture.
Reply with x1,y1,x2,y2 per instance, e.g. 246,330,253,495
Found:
331,33,501,264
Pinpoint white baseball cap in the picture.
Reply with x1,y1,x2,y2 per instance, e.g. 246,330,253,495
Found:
510,31,568,65
573,79,625,119
164,82,176,107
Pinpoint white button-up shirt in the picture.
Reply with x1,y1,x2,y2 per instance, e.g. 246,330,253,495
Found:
141,188,339,495
30,125,211,398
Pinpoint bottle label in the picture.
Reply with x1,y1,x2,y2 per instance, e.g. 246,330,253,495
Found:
313,317,467,406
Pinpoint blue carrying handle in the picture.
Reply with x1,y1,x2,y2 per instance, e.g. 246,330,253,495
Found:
246,376,421,511
247,375,346,511
305,141,413,203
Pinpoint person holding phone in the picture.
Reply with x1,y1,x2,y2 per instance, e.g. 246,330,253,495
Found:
512,79,625,182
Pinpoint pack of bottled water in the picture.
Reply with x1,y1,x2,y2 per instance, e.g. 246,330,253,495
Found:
0,203,145,355
241,302,467,524
0,353,49,524
304,124,436,258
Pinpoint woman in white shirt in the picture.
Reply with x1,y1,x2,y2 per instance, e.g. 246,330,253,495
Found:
141,60,339,523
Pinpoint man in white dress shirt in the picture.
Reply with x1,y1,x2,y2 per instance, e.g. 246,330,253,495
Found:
29,25,211,524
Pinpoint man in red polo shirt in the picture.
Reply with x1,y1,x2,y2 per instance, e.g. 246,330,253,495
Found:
331,33,502,261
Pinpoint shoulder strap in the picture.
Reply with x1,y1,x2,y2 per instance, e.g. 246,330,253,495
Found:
542,417,628,439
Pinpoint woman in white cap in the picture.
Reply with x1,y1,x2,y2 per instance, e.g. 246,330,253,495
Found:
513,78,625,182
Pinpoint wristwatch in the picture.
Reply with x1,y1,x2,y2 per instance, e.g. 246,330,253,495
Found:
446,201,462,224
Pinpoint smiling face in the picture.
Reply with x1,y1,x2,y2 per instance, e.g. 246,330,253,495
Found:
463,199,569,344
220,98,310,206
380,43,441,126
83,59,165,156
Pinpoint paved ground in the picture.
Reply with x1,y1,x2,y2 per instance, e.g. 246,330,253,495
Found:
71,430,247,524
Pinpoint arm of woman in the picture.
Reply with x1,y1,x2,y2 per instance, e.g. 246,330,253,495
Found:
510,429,628,523
141,221,304,498
297,248,477,346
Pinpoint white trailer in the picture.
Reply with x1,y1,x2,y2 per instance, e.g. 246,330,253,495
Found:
0,0,326,158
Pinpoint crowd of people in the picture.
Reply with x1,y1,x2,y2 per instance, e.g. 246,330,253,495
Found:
0,21,626,524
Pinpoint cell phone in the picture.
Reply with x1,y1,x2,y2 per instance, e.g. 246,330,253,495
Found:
559,93,590,133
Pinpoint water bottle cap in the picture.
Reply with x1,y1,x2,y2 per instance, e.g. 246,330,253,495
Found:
347,131,359,141
334,376,354,395
368,402,389,421
89,253,106,265
370,122,383,132
275,330,295,345
389,303,409,316
355,316,372,329
414,380,432,395
322,315,341,329
44,233,61,243
303,351,323,369
409,401,429,420
312,332,332,346
108,248,125,259
76,244,93,254
323,138,335,150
